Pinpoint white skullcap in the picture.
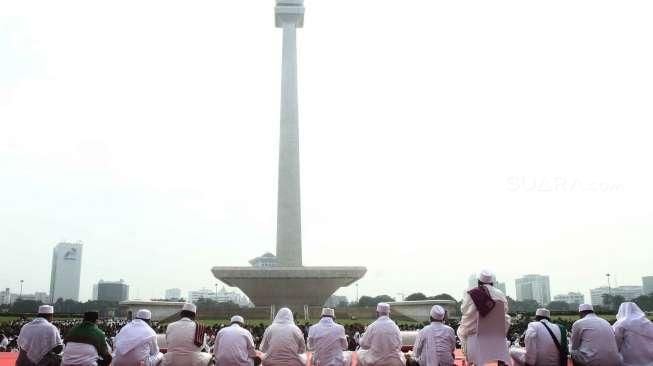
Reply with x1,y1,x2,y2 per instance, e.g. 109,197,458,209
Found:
38,305,54,314
376,302,390,315
430,305,446,320
535,308,550,318
136,309,151,320
478,269,494,284
230,315,244,324
321,308,335,317
182,303,197,313
579,304,594,312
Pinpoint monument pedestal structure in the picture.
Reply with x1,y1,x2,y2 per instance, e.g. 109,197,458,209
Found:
212,0,366,312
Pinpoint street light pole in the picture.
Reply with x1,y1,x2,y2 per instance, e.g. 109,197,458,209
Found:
214,283,218,300
606,273,612,295
19,280,24,299
355,283,359,305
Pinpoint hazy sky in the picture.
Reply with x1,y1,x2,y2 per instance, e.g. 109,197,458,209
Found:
1,1,652,304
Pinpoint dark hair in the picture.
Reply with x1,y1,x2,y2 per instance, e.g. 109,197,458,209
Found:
478,280,494,287
535,315,550,321
180,310,196,320
84,311,99,322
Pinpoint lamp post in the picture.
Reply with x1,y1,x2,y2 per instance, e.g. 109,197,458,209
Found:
214,283,218,301
606,273,612,295
19,280,24,299
355,283,359,305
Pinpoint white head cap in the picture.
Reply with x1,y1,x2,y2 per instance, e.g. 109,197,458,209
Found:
38,305,54,314
430,305,446,321
579,304,594,312
230,315,244,324
136,309,151,320
321,308,335,317
535,308,550,318
376,303,390,316
478,270,494,284
182,303,197,313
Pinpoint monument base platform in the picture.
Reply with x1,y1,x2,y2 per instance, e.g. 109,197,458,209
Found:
211,266,366,310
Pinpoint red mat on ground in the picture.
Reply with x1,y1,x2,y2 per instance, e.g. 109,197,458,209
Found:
0,353,17,366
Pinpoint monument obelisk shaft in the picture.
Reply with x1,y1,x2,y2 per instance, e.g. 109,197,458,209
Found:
276,2,304,267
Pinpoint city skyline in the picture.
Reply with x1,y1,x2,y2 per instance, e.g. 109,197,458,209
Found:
1,1,652,302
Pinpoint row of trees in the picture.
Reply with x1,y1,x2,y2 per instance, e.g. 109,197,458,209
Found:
1,298,120,315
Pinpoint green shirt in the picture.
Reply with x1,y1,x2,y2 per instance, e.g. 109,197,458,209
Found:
64,321,110,358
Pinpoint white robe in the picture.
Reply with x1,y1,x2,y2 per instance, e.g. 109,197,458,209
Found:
613,302,653,366
161,318,211,366
307,317,348,366
62,342,100,366
457,284,511,341
214,324,257,366
17,318,63,364
571,313,620,366
112,319,163,366
356,315,404,366
510,319,562,366
259,308,307,366
413,322,456,366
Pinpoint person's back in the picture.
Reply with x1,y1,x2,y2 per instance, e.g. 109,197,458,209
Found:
571,311,620,366
259,308,306,366
63,312,112,366
112,311,162,366
307,312,347,366
613,302,653,366
524,319,565,366
413,322,456,366
17,307,63,366
214,317,256,366
358,303,403,366
162,304,211,366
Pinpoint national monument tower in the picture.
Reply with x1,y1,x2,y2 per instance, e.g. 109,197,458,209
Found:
211,0,366,310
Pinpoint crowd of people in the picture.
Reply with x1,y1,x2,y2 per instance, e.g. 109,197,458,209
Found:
2,269,653,365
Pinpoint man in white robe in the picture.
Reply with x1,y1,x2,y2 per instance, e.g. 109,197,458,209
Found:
307,308,350,366
457,270,511,343
259,308,307,366
16,305,63,366
213,315,258,366
613,302,653,366
112,309,163,366
509,308,568,366
357,303,405,366
412,305,456,366
570,304,620,366
161,303,212,366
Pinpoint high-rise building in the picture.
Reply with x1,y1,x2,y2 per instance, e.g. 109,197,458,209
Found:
50,242,83,302
0,288,11,305
554,292,585,306
590,285,643,306
643,276,653,296
92,284,99,301
515,274,551,305
96,279,129,302
165,288,182,300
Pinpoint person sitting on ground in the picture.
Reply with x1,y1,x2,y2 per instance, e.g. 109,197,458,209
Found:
16,305,63,366
570,304,620,366
62,311,113,366
161,303,212,366
411,305,456,366
509,308,568,366
307,307,351,366
356,303,404,366
259,307,307,366
613,302,653,366
213,315,258,366
112,309,163,366
0,332,9,352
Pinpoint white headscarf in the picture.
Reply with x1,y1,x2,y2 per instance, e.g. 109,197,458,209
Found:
114,319,156,356
614,302,653,339
273,308,295,325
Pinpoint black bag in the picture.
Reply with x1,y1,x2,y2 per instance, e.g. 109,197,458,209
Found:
540,320,569,366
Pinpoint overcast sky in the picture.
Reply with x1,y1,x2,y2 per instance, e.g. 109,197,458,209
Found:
1,1,652,304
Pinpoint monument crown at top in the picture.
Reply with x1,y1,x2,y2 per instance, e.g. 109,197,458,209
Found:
275,0,304,28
